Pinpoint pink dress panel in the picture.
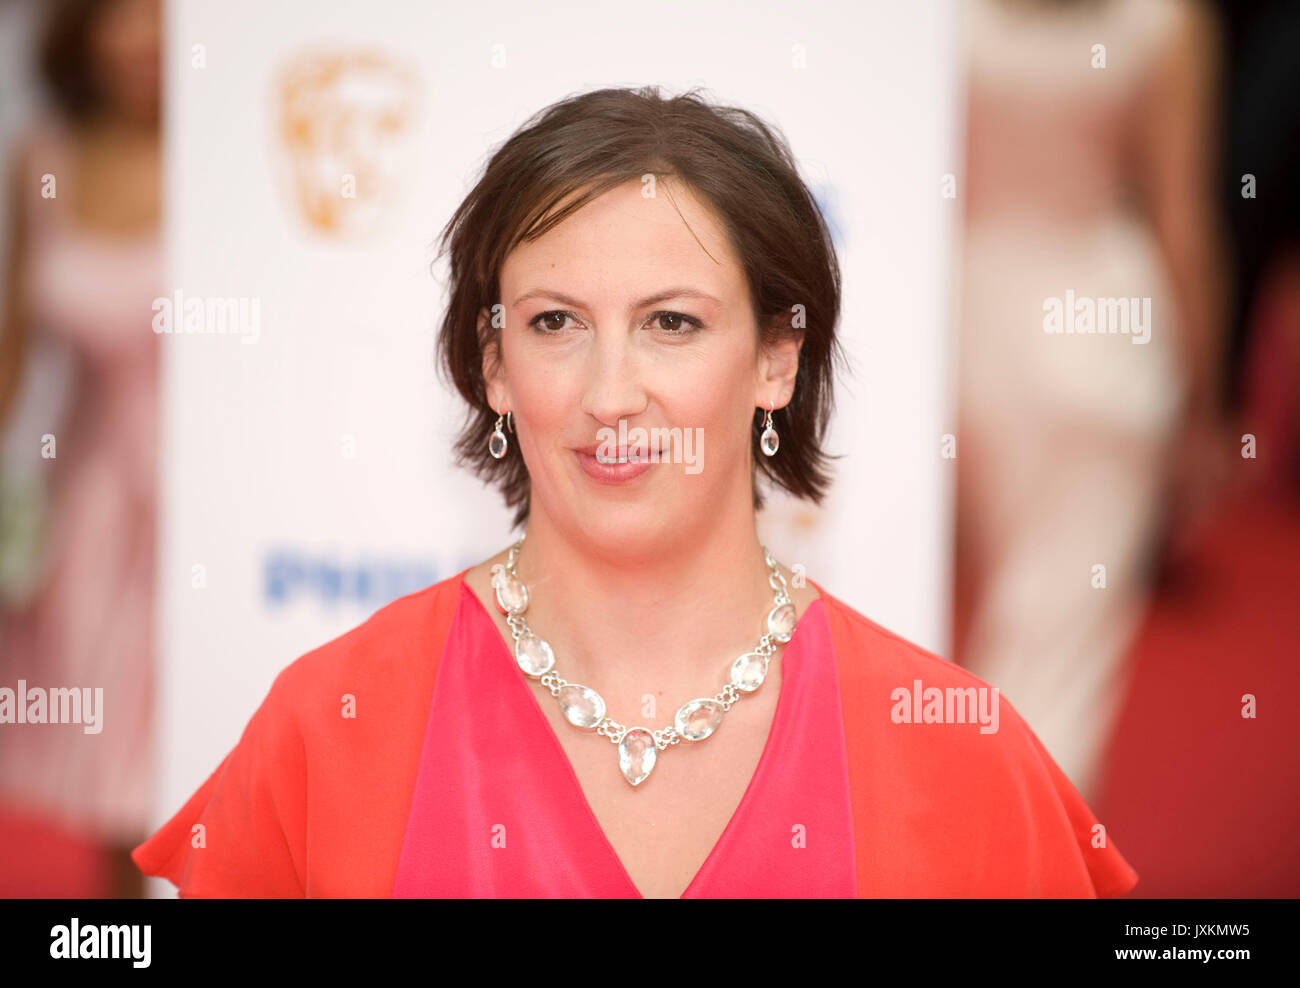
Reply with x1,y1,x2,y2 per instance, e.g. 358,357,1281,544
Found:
392,580,856,897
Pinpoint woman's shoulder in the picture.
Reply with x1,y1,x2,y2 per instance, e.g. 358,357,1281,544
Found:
811,582,1138,896
811,582,986,688
131,570,474,895
811,581,1048,756
264,569,469,712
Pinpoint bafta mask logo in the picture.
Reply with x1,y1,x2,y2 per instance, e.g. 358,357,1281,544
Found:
275,48,419,238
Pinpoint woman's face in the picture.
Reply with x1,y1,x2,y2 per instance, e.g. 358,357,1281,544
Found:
484,177,800,558
90,0,161,126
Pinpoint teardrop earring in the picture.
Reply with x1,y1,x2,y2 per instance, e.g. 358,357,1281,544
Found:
760,401,779,457
489,409,513,459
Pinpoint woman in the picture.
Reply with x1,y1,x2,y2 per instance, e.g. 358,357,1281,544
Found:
0,0,162,897
954,0,1229,803
133,86,1137,897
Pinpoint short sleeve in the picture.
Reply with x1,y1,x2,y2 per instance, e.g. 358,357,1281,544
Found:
818,586,1141,898
1019,713,1138,898
131,670,308,897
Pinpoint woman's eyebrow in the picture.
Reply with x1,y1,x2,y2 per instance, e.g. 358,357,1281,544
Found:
511,287,722,309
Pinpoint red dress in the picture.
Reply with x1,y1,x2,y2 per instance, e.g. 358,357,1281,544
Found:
133,570,1138,897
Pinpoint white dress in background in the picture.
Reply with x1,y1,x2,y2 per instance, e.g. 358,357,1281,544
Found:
956,0,1190,800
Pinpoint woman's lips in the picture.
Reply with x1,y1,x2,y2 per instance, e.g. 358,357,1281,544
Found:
573,449,656,484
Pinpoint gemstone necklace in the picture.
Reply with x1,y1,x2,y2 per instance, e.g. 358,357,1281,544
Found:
490,533,798,786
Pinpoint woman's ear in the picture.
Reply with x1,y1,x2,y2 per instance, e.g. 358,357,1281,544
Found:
479,307,507,410
756,320,804,408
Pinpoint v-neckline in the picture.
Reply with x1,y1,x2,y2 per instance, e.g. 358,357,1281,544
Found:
457,571,825,899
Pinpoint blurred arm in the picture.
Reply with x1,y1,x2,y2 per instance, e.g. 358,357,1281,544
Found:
1135,0,1229,420
0,138,33,431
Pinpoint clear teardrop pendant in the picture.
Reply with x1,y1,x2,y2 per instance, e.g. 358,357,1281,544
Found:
760,426,779,456
489,429,507,459
618,728,657,786
515,633,554,677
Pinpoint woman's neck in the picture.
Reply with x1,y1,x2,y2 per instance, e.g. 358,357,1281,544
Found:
507,511,780,697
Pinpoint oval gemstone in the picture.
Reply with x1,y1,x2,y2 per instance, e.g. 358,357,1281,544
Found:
767,602,797,642
557,684,605,728
730,651,769,692
618,728,657,786
488,566,525,613
761,426,779,456
674,698,724,741
514,634,554,677
492,568,528,614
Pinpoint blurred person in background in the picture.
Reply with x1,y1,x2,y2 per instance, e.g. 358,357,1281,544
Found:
953,0,1232,803
0,0,161,897
1094,0,1300,897
1217,0,1300,511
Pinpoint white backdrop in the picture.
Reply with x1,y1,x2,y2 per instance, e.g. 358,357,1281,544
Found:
149,0,962,894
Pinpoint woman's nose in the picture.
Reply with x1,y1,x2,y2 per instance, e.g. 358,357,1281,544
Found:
579,330,647,425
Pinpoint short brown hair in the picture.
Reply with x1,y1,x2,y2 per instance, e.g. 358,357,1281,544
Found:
434,85,845,530
39,0,112,122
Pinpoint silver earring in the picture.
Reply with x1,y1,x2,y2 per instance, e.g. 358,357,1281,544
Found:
489,409,512,459
760,401,779,457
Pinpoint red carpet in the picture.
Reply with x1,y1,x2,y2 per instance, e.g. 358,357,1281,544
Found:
0,802,110,898
1094,489,1300,897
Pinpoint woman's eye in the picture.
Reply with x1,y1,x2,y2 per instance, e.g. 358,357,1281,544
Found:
527,309,702,335
529,310,576,334
649,311,702,335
